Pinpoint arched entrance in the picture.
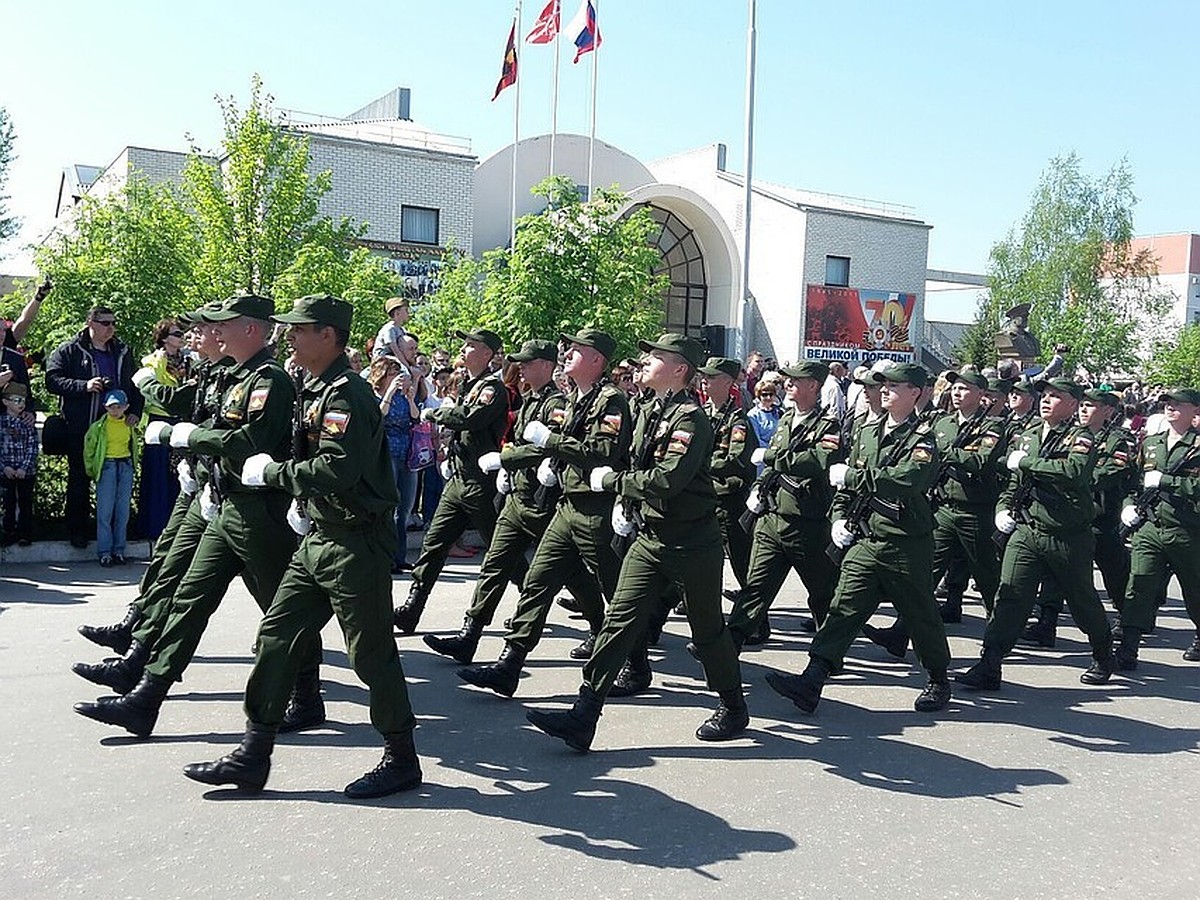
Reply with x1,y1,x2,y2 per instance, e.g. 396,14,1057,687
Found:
636,203,709,339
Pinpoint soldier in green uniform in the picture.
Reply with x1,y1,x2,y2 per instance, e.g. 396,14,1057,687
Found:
183,295,421,798
526,333,748,751
1023,387,1134,648
424,339,605,664
393,329,510,634
1115,387,1200,668
721,361,842,649
766,363,953,715
457,329,631,697
957,378,1117,690
75,293,310,737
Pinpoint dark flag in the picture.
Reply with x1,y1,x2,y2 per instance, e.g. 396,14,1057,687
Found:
492,21,518,100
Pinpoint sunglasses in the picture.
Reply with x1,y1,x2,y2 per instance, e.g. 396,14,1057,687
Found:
168,331,185,338
92,319,117,326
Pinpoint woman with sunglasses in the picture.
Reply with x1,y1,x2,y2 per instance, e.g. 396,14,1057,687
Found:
135,318,188,541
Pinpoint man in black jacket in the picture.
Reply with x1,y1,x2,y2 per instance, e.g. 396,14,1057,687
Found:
45,305,143,548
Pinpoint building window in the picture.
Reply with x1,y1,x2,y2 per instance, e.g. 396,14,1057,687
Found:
401,206,439,245
825,255,850,287
633,204,709,339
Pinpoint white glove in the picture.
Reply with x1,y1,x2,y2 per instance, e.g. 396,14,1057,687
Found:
420,407,438,423
994,509,1017,534
536,458,559,487
176,459,197,496
589,466,614,492
286,499,312,536
144,421,172,445
132,366,157,389
240,452,273,487
1120,506,1142,529
199,484,218,521
478,451,503,474
169,422,199,448
745,487,766,515
440,459,453,481
1143,470,1163,490
611,502,635,537
1006,449,1028,471
831,519,855,549
750,447,766,466
496,467,512,494
523,420,551,448
828,462,849,488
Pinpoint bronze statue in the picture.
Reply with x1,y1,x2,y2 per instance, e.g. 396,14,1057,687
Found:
995,302,1041,372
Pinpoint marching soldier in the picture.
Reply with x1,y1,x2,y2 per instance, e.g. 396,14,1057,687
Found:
525,333,748,751
766,363,953,715
1115,387,1200,669
184,295,421,798
958,378,1117,690
393,329,510,634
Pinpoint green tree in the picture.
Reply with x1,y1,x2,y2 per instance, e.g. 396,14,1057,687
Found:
0,106,17,242
414,177,667,359
954,295,998,369
1146,324,1200,388
984,154,1170,377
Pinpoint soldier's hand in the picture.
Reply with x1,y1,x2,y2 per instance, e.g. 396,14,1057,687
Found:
523,420,551,448
240,452,273,487
588,466,614,492
286,500,313,536
828,462,849,488
168,422,199,448
440,459,453,480
1143,470,1163,490
199,484,218,521
496,467,513,495
750,448,766,466
144,421,173,445
994,509,1017,534
745,488,766,515
176,459,197,496
478,451,503,473
536,458,559,487
132,367,157,389
611,502,635,537
831,519,855,549
1120,506,1142,529
1005,449,1028,471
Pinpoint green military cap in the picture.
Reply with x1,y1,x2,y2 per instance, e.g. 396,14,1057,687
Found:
454,328,503,353
638,332,706,369
870,362,929,388
201,292,276,323
1009,376,1037,395
560,327,617,361
1083,387,1121,408
1040,376,1083,400
1162,387,1200,406
272,294,354,332
987,376,1014,394
779,360,830,382
944,365,988,390
698,357,741,379
507,338,558,363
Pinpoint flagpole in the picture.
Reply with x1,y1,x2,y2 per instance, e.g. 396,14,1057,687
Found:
549,3,560,177
586,0,599,200
511,1,523,248
737,0,757,358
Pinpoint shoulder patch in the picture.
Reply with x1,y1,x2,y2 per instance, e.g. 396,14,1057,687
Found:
1071,434,1094,454
321,410,351,439
599,413,623,435
548,407,567,426
667,429,694,454
912,445,933,463
818,431,841,449
476,385,496,406
331,375,350,388
731,424,747,442
247,387,270,412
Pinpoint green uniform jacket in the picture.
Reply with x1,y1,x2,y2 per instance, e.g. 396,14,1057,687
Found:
1125,429,1200,531
758,405,843,520
1091,424,1136,526
834,412,939,539
428,370,509,485
542,382,632,497
602,390,716,544
930,409,1006,507
1001,421,1098,532
706,396,758,499
182,348,293,494
264,355,398,529
500,382,570,502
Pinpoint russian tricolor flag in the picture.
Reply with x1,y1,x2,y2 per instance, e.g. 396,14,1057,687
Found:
566,0,601,63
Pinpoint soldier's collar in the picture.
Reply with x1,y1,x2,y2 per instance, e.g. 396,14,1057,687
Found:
233,346,275,375
311,354,351,386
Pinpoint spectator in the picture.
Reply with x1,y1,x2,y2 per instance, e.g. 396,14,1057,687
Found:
747,380,783,467
84,390,137,566
370,356,421,573
136,318,187,541
45,305,143,549
372,297,410,360
346,347,364,373
1043,343,1068,378
820,360,847,419
0,318,33,401
0,382,37,546
744,350,765,395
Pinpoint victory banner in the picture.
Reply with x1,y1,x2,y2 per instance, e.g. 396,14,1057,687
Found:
802,285,917,365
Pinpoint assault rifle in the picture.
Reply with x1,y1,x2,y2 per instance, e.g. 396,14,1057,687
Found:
610,394,669,558
738,407,826,535
532,382,604,512
929,404,991,511
1119,440,1200,539
992,423,1070,550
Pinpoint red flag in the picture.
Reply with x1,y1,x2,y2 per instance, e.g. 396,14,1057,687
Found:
492,21,518,100
526,0,560,44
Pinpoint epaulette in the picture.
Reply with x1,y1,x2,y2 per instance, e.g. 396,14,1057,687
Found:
331,375,350,389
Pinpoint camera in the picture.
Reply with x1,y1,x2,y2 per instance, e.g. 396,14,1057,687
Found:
100,377,113,390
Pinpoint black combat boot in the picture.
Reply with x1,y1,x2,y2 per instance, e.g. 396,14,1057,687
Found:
183,722,276,792
424,616,484,663
1184,632,1200,662
939,591,963,625
1081,647,1117,685
78,603,142,654
862,621,909,659
556,595,584,615
526,685,604,752
344,730,423,799
608,655,653,698
742,614,771,647
765,657,832,714
392,584,429,635
695,689,750,741
456,643,527,697
73,672,172,737
1020,605,1058,649
279,669,325,733
568,631,597,660
71,639,149,695
914,671,952,712
1114,625,1142,671
955,647,1003,691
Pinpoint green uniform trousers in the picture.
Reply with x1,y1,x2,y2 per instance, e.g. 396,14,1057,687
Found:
1122,521,1200,633
717,494,752,589
728,513,836,640
932,501,999,613
584,522,742,698
985,525,1111,656
244,525,415,735
466,495,604,628
131,497,210,650
135,488,193,602
811,534,951,675
1038,522,1129,616
411,476,510,593
505,495,616,652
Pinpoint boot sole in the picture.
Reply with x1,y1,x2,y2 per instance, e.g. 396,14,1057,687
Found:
71,664,139,695
764,673,819,714
73,701,156,737
456,669,517,698
525,712,593,752
423,635,478,664
344,773,422,799
182,768,267,793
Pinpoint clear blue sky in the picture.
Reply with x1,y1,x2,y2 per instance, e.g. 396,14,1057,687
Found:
3,0,1198,321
